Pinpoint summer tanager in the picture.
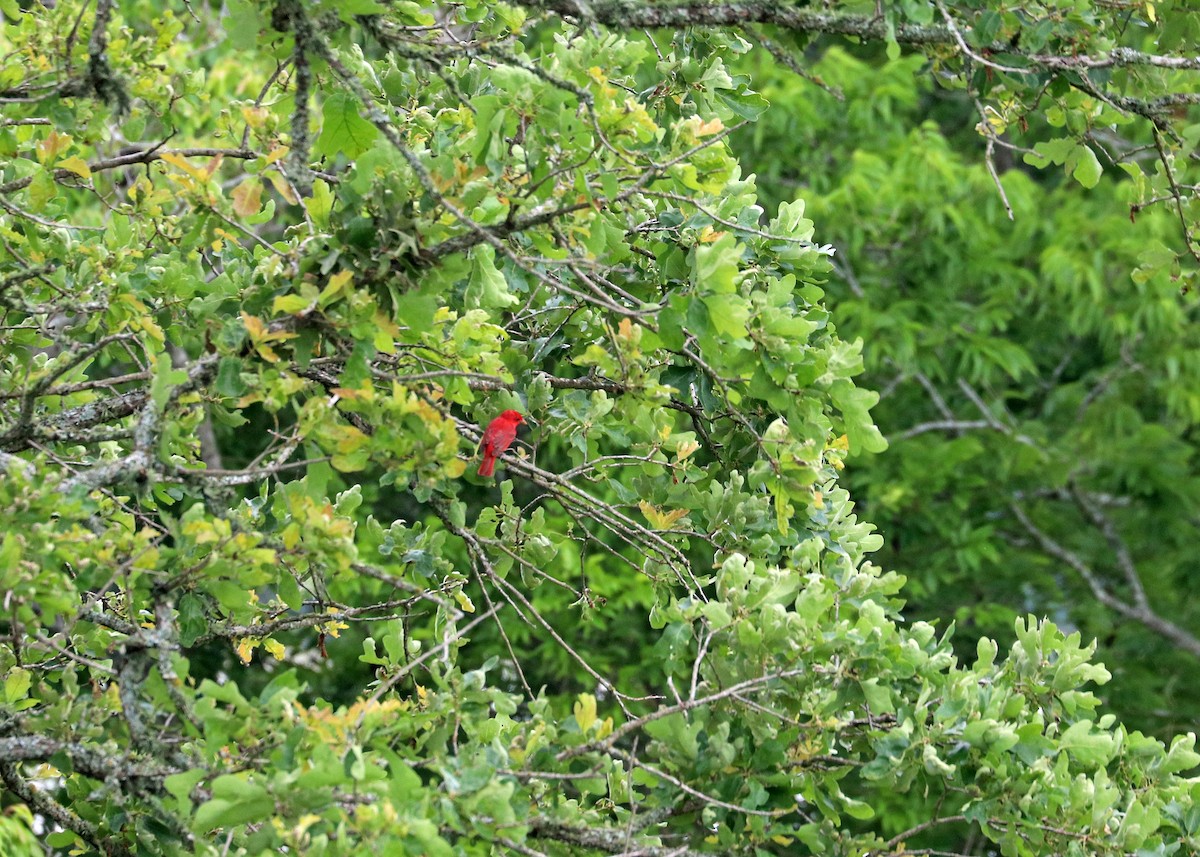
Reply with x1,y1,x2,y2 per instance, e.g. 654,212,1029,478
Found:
478,410,525,476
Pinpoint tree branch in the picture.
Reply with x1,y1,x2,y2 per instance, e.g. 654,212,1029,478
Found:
1008,501,1200,659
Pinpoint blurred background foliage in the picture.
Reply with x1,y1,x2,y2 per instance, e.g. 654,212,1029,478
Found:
733,44,1200,737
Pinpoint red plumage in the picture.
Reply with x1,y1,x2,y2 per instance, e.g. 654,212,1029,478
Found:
477,410,525,477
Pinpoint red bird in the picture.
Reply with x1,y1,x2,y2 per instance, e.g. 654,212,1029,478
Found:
478,410,525,477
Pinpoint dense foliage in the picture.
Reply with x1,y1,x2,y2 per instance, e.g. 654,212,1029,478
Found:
2,1,1200,856
735,43,1200,739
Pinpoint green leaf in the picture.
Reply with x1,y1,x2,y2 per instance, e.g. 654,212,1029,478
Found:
4,667,31,703
315,92,379,159
703,293,751,337
277,569,303,610
1070,143,1103,188
304,178,334,228
470,95,506,165
828,380,888,454
164,769,205,813
643,711,700,760
192,797,270,833
1058,720,1115,767
842,795,876,820
26,169,56,212
972,10,1002,46
335,0,385,17
222,0,260,51
150,353,190,410
769,199,815,242
393,291,438,332
215,357,247,397
693,233,739,294
177,594,207,647
1024,137,1075,169
465,245,518,309
1162,734,1200,775
860,678,893,714
272,294,311,314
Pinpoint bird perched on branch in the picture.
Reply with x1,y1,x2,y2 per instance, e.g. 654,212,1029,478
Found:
478,410,525,477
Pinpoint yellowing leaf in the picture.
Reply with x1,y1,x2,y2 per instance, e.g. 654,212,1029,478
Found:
281,522,301,550
57,155,92,179
331,386,374,402
242,311,296,361
235,639,255,664
133,547,161,569
160,151,208,181
182,519,220,544
241,312,265,338
231,178,263,217
573,693,598,732
273,294,313,314
774,485,792,536
696,117,725,137
241,105,269,128
638,500,690,530
329,424,368,453
318,270,353,306
267,170,299,205
321,613,349,638
374,311,401,338
454,590,476,613
36,130,71,164
263,639,286,660
250,342,277,362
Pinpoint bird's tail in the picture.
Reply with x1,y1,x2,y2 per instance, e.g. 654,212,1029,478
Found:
477,454,496,477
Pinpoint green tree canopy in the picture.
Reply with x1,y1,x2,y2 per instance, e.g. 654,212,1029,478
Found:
1,1,1199,856
733,40,1200,739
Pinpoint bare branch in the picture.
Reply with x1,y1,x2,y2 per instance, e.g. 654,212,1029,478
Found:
1008,501,1200,658
891,419,995,442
